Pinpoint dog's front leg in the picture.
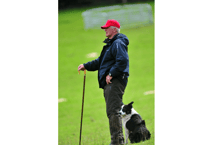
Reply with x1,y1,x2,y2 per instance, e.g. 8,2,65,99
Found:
125,129,129,144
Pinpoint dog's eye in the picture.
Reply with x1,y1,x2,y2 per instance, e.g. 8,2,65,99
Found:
126,110,132,114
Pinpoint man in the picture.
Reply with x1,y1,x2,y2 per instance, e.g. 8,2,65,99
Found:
78,19,129,145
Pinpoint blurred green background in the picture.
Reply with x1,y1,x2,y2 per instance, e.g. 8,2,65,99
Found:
58,1,154,144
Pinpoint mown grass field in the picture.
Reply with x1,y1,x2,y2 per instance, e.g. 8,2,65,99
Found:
58,2,154,144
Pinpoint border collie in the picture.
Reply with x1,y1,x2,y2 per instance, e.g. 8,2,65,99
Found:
119,101,151,144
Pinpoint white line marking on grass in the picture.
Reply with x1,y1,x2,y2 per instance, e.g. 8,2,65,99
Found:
144,90,155,95
86,52,98,58
58,98,67,103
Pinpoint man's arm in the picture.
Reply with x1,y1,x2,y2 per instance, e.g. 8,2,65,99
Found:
78,57,100,72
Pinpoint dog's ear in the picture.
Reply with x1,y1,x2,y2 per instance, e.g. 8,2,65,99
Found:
128,101,134,108
128,101,134,105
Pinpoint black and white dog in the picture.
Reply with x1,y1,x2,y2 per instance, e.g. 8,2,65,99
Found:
119,101,151,144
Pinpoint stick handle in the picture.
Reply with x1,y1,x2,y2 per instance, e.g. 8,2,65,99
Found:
78,69,86,75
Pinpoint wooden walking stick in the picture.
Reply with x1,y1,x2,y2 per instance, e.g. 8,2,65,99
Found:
78,70,86,145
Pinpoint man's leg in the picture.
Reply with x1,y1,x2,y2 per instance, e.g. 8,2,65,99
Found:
104,78,125,145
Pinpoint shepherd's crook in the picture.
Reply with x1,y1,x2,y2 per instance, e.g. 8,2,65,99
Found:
78,70,86,145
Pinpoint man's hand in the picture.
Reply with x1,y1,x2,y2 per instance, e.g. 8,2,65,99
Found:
106,75,112,84
78,64,86,71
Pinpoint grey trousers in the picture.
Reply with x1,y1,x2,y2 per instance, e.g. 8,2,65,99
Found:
103,78,126,118
104,78,126,145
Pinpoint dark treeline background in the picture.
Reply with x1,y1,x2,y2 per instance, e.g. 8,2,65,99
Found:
59,0,154,10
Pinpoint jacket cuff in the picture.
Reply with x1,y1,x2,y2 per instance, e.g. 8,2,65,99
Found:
109,70,116,78
83,63,87,70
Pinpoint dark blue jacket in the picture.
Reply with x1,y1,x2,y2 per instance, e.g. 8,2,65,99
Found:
84,33,129,89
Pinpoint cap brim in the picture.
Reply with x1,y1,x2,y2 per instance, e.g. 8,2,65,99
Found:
101,25,109,29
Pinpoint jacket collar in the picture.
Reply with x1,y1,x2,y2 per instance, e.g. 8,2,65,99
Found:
103,33,120,45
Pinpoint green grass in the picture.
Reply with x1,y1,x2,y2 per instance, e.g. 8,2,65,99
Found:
59,2,154,145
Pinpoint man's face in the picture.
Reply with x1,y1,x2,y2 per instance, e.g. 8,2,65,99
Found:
104,27,115,38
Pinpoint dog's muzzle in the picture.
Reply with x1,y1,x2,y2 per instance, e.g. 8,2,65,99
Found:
119,108,126,116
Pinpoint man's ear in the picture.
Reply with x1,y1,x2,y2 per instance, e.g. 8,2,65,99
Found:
114,27,117,32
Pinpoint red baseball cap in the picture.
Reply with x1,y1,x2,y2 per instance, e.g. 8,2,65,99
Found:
101,19,120,29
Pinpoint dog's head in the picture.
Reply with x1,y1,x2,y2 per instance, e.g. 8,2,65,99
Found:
120,101,134,116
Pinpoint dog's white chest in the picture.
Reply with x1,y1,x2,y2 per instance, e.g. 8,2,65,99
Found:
122,108,138,126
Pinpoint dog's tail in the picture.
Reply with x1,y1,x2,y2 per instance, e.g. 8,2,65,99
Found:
135,120,151,141
139,120,151,140
130,120,151,143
